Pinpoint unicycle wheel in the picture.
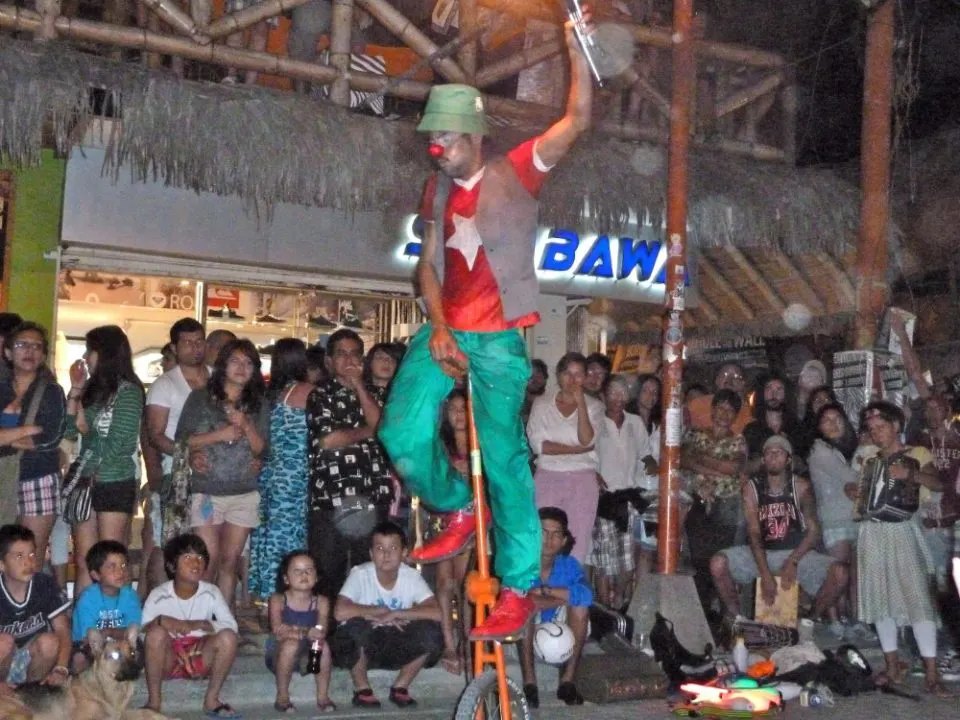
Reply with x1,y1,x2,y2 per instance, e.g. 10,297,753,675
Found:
454,670,531,720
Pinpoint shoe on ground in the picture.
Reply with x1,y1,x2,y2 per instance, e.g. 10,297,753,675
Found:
469,589,535,641
557,681,584,705
523,683,539,709
936,655,960,682
409,509,480,564
844,621,878,644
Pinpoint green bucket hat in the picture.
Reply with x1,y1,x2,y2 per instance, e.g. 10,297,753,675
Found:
417,83,489,136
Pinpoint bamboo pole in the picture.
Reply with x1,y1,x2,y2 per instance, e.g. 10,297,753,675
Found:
853,0,894,349
206,0,313,40
621,66,670,118
722,245,786,312
780,70,797,164
474,39,561,88
35,0,59,40
329,0,354,107
138,0,210,43
714,72,781,119
354,0,467,83
458,0,478,82
657,0,695,576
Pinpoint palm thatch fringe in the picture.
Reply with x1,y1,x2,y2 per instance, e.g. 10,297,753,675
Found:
614,311,854,347
1,37,859,252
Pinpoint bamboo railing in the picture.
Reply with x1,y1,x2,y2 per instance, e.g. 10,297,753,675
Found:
0,0,798,163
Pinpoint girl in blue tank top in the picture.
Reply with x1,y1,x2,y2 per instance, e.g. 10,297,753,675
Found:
266,551,334,713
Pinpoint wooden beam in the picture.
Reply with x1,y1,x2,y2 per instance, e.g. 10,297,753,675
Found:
817,251,856,309
697,253,756,320
722,245,786,313
457,0,478,82
138,0,209,43
354,0,467,84
693,292,720,322
474,39,562,88
329,0,353,107
207,0,313,39
621,65,670,117
596,120,787,162
771,253,826,315
714,72,782,119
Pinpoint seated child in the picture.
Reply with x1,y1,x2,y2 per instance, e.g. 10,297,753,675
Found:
141,533,240,719
332,521,443,709
520,507,593,708
0,524,71,687
266,550,334,714
71,539,142,673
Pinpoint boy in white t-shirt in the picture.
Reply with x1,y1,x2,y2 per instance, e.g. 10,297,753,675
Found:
332,521,443,709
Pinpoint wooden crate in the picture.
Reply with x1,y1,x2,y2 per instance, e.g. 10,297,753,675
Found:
575,652,668,704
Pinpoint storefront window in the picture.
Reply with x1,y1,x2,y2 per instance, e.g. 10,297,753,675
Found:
56,271,417,385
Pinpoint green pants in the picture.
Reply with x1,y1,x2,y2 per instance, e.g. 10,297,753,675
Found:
379,325,540,590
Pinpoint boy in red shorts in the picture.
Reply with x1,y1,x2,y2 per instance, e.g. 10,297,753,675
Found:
141,533,240,719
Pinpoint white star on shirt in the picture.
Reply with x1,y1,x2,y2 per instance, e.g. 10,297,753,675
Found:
446,213,483,271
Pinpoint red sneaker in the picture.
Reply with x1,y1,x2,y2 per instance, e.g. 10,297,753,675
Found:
469,589,535,641
409,509,480,564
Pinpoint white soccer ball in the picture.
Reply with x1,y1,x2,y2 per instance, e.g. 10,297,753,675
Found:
782,302,812,332
533,621,575,665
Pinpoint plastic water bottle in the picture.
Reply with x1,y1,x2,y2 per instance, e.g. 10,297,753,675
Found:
732,636,749,673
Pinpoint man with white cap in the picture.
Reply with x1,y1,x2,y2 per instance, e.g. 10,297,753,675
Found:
379,20,593,640
709,434,848,633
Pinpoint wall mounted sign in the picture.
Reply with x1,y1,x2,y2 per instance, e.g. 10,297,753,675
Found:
397,214,697,305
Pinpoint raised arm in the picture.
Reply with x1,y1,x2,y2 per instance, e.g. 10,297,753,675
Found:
533,18,593,168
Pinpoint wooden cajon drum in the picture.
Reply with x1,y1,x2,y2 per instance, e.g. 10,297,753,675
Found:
753,576,799,628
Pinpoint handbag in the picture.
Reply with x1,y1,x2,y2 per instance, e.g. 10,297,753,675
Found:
332,495,380,540
0,379,48,526
61,451,94,525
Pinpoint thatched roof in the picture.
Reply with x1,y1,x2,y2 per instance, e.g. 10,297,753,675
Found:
2,37,860,256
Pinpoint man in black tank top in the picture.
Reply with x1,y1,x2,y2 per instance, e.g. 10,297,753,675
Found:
709,435,849,625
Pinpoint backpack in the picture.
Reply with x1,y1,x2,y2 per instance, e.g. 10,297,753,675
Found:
816,644,875,696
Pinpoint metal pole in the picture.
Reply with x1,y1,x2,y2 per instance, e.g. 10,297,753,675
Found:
853,0,894,349
656,0,695,575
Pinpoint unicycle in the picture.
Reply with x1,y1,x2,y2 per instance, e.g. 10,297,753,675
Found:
454,374,532,720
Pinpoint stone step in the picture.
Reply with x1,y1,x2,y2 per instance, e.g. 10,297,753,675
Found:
133,646,563,715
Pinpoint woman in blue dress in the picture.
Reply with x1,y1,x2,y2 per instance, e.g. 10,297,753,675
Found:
249,339,314,604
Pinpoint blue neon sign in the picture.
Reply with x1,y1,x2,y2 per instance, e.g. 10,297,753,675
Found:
401,217,682,285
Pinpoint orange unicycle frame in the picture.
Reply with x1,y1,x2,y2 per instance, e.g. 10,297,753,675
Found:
463,374,514,720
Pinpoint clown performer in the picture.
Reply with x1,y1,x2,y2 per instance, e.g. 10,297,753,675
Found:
378,20,594,640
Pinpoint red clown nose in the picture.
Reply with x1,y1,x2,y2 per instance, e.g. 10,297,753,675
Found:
428,144,445,158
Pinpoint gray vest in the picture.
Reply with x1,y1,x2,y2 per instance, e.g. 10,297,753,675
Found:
431,157,541,323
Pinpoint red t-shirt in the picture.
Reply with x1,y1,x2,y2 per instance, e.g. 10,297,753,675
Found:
420,139,547,332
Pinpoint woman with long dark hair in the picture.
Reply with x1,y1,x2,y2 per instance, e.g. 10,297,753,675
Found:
65,325,145,593
249,338,314,604
0,323,66,564
177,338,270,607
806,402,861,632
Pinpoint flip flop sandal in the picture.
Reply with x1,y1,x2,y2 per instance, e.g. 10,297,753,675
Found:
317,700,338,713
352,688,382,708
204,703,242,719
389,686,417,707
273,700,296,713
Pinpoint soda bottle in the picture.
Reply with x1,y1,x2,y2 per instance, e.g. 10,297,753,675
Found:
307,638,323,675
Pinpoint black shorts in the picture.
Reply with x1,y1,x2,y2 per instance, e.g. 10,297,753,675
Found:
92,478,137,514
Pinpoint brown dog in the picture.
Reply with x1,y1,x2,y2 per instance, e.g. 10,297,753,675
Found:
0,625,176,720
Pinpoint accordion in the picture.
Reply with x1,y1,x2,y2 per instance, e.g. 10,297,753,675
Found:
852,451,920,523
